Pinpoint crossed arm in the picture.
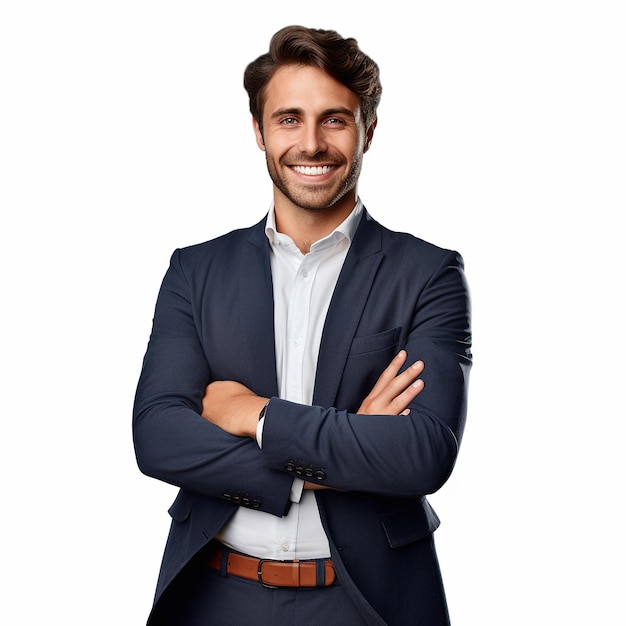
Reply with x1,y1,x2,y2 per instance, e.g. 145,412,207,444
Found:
201,350,424,439
201,350,425,492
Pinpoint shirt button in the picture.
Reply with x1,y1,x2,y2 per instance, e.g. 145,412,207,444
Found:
302,270,308,278
281,542,290,552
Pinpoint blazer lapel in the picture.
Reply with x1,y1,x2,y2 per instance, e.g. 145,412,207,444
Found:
238,219,279,397
313,212,384,407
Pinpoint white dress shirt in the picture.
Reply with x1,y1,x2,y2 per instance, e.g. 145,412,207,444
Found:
215,199,364,560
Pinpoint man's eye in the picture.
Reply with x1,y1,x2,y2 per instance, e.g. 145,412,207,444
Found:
281,117,298,125
325,117,345,126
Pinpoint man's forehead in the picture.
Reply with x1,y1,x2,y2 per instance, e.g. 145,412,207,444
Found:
263,65,361,117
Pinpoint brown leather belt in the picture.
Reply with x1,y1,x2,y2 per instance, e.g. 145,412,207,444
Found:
208,546,336,588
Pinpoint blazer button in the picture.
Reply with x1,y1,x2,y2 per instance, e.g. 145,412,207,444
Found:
313,470,326,481
284,462,295,472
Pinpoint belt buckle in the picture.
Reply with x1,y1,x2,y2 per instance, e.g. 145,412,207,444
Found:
257,559,280,589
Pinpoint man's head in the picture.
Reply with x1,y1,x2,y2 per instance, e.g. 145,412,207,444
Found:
244,25,382,135
244,26,382,217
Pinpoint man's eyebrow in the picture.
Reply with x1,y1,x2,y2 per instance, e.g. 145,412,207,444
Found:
321,107,357,120
270,107,304,120
269,107,356,120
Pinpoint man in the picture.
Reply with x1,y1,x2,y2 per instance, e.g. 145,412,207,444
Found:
133,25,472,625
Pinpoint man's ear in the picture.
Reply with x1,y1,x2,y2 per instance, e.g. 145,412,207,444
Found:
364,118,377,153
252,117,266,151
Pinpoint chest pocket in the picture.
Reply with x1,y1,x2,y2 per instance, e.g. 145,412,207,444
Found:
349,327,401,356
336,327,401,411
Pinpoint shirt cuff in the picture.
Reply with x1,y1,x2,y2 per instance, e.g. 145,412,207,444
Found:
256,416,265,448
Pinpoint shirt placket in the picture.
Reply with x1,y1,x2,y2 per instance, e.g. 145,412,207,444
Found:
284,257,318,405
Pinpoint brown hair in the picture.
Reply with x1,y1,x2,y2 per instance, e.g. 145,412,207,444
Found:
244,25,382,132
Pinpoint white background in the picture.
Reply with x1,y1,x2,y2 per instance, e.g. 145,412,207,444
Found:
1,2,624,624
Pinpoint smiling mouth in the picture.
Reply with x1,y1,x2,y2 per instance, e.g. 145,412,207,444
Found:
291,165,334,175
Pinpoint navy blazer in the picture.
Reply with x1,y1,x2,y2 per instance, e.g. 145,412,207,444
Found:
133,209,472,625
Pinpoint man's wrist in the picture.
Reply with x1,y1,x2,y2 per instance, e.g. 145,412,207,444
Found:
248,397,269,439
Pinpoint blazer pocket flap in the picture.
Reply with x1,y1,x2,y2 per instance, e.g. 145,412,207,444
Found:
350,327,401,355
167,490,194,523
380,498,441,548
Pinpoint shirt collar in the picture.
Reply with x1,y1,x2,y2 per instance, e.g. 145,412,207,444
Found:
265,198,364,248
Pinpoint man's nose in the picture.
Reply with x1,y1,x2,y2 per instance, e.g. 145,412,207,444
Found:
297,124,327,156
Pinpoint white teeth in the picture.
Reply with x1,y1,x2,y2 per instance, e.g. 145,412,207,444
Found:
293,165,331,175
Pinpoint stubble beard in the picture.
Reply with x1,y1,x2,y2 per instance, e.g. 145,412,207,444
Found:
266,153,363,213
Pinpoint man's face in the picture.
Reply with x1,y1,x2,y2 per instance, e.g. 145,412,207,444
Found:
254,64,375,215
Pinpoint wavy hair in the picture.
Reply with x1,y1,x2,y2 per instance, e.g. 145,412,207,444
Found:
244,25,382,132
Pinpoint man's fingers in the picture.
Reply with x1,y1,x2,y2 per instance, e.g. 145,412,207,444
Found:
377,359,424,404
389,377,425,415
366,350,408,397
358,352,425,415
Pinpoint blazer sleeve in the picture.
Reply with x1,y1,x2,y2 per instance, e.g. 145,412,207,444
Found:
260,249,472,498
132,249,293,517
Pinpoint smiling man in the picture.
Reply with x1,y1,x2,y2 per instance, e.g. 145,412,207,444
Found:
133,25,472,626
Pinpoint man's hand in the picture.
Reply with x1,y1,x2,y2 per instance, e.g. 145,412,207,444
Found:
201,380,268,439
357,350,424,416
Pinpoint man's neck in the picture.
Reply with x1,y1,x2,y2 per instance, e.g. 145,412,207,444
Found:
273,195,357,254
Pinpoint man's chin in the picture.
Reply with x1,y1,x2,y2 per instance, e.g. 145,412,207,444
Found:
290,196,345,212
287,185,355,211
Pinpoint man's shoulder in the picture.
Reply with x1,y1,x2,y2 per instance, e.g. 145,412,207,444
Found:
176,217,266,259
363,212,461,263
160,218,268,283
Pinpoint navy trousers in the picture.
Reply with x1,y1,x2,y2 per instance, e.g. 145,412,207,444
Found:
150,543,369,625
